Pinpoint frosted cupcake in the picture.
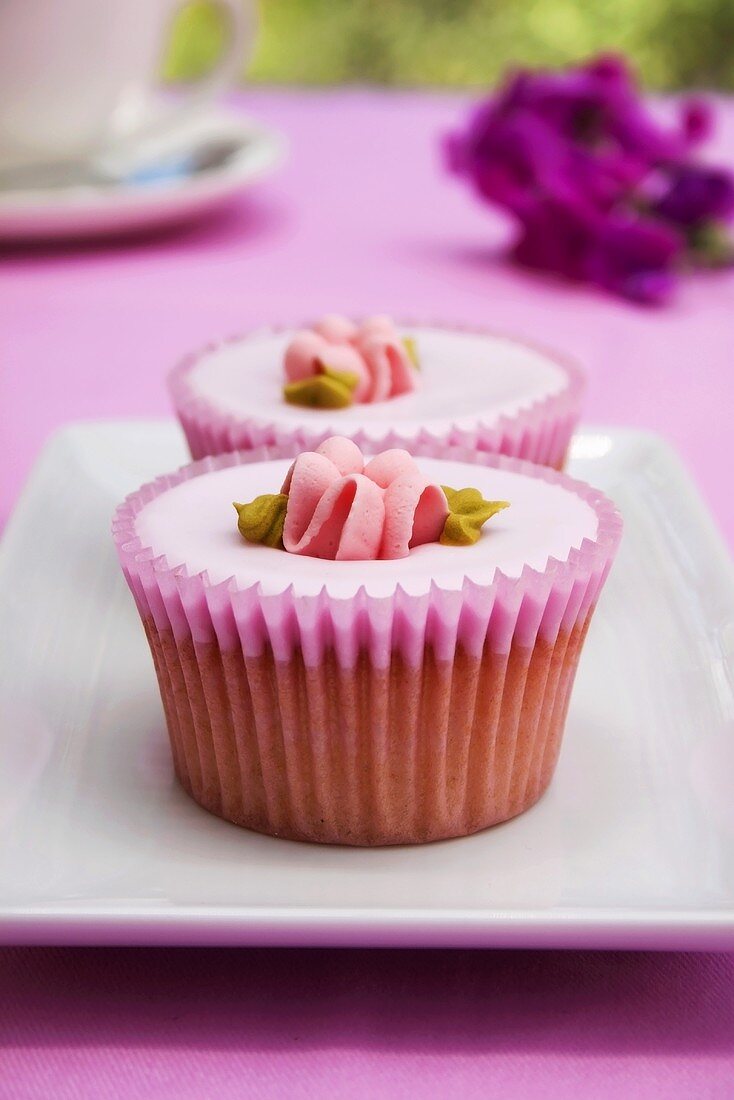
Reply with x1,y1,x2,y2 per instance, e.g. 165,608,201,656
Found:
113,436,621,846
170,315,584,469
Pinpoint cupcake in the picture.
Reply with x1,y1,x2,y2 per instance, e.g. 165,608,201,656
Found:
113,436,621,846
170,315,584,469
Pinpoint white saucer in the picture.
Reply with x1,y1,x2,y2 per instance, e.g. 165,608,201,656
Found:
1,422,733,948
0,108,286,241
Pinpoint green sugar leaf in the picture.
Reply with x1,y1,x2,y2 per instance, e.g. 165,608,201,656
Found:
402,336,420,370
440,486,509,546
233,493,289,548
283,362,360,408
688,220,734,269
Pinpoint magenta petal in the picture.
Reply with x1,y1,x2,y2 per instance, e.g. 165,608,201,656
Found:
654,166,734,227
617,269,677,305
584,216,682,304
681,97,714,146
410,485,450,548
512,197,596,280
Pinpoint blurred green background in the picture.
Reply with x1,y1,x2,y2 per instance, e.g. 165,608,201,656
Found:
165,0,734,89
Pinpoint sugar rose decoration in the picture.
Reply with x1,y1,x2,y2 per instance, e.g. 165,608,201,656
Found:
234,437,509,561
444,54,734,304
282,315,420,409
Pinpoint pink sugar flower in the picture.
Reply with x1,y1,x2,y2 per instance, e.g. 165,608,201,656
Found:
281,437,447,561
283,315,419,405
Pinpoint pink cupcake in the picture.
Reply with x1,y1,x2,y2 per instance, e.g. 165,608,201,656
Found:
113,436,621,846
170,315,584,470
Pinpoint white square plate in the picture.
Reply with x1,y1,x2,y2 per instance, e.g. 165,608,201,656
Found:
1,422,733,949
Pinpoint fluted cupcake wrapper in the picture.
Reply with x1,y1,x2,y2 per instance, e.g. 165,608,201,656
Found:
169,321,586,469
113,444,621,845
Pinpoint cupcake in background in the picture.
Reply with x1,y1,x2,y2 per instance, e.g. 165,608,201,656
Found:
113,435,620,846
170,315,585,470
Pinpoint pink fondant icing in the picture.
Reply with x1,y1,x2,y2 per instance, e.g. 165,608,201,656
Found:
283,315,420,404
280,438,448,561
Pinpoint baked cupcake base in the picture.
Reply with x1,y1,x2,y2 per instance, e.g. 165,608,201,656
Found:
146,617,589,846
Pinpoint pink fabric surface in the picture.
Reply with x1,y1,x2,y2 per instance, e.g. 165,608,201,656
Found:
3,948,734,1098
2,90,734,1098
1,89,733,542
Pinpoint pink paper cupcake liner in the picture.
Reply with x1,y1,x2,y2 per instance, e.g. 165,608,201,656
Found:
169,322,586,470
113,441,621,846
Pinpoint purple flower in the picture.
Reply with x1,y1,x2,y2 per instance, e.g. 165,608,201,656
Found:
512,197,682,305
497,53,636,144
446,104,649,221
584,215,682,303
443,55,713,240
653,165,734,227
469,54,689,176
511,197,595,282
681,98,714,146
443,54,734,303
445,108,587,217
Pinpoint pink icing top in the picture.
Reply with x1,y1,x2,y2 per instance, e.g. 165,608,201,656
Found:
279,437,447,560
283,315,420,403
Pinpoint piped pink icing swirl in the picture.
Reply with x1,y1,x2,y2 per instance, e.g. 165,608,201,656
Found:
283,314,419,403
280,436,447,560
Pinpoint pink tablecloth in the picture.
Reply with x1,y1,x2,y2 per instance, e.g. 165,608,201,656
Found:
1,90,733,1098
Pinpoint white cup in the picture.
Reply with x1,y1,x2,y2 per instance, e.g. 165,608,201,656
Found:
0,0,254,171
